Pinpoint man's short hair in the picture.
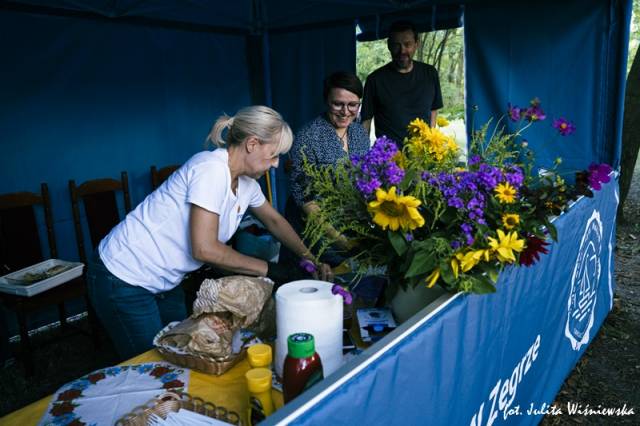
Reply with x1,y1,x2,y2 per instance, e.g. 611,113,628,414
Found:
323,71,364,101
388,20,418,41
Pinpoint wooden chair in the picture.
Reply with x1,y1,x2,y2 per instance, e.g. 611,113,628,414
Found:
0,183,94,375
69,172,132,264
150,164,180,190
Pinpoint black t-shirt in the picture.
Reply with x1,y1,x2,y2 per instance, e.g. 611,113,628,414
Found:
361,61,443,145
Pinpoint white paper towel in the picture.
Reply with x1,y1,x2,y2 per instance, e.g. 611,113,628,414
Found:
275,280,343,378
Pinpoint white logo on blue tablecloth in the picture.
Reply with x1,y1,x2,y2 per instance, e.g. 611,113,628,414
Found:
565,210,603,351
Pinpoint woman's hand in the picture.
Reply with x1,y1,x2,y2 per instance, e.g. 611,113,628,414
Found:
314,262,334,282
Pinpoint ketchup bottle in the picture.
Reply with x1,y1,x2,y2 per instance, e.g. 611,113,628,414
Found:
282,333,324,403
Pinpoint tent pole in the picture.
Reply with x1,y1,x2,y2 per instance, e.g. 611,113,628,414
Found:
261,29,278,209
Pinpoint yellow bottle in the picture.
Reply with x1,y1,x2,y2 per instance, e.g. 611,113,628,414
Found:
247,344,272,369
245,367,274,425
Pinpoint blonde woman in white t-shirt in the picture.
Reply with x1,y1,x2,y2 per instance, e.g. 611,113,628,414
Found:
87,105,332,360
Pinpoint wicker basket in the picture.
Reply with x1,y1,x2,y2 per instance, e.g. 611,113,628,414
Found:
153,322,246,375
115,391,241,425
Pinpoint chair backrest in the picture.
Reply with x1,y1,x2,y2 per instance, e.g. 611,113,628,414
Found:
150,164,180,190
69,172,132,263
0,183,56,274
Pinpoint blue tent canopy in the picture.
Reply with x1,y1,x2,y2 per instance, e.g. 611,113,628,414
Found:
0,1,632,424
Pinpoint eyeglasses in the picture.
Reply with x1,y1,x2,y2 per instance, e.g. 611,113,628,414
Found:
329,101,361,113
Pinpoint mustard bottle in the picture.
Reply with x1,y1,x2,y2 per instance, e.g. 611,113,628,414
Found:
245,367,274,425
247,343,272,369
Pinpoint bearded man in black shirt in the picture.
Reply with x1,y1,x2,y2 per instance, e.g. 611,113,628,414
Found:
361,20,443,145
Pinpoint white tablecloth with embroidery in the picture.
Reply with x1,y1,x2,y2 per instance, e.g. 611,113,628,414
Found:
38,362,189,426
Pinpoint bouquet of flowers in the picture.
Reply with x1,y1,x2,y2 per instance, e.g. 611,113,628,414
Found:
302,99,611,296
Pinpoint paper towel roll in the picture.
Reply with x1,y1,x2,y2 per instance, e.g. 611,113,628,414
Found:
275,280,343,378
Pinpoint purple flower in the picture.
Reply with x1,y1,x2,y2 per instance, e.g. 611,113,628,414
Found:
299,259,317,274
331,284,353,304
523,99,546,122
505,165,524,188
587,163,612,190
469,155,482,166
523,105,546,122
552,118,576,136
448,197,464,209
507,103,521,122
405,233,414,242
351,136,404,198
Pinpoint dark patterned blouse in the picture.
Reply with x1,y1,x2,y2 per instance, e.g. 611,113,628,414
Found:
289,114,371,207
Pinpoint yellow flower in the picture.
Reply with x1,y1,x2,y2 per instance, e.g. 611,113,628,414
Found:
455,249,491,273
451,257,459,279
368,186,425,232
501,213,520,230
495,182,517,204
407,117,431,136
436,116,450,127
487,230,525,263
406,125,458,162
426,268,440,288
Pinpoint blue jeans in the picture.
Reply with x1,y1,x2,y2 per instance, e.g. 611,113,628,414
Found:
86,252,186,360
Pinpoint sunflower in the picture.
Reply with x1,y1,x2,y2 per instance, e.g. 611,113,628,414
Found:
501,213,520,230
495,182,517,204
436,116,450,127
487,229,525,263
407,117,430,136
406,126,458,162
368,186,425,231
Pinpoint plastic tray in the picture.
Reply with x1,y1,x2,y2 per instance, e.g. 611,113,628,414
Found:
0,259,84,297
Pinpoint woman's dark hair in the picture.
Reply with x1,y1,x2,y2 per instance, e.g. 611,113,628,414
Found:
323,71,363,101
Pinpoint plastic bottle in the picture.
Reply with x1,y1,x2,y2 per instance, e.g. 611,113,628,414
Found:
245,367,274,425
247,343,272,369
282,333,324,403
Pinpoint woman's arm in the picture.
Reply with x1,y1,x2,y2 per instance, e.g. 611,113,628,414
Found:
190,204,268,276
250,202,333,281
251,202,310,259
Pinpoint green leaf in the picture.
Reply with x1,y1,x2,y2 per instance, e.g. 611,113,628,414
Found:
544,220,558,241
400,169,417,192
439,260,456,285
488,268,500,283
388,231,408,256
472,276,497,294
404,249,437,278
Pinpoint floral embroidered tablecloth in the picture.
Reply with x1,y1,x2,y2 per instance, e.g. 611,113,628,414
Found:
38,362,189,426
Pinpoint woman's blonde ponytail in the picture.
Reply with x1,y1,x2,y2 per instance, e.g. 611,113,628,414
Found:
206,106,292,155
206,115,234,148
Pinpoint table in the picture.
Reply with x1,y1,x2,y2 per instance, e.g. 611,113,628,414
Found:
0,349,284,425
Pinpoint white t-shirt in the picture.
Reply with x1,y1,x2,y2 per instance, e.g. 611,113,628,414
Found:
99,149,266,293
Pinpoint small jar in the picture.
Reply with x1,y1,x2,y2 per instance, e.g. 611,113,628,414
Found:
245,367,274,425
247,343,272,369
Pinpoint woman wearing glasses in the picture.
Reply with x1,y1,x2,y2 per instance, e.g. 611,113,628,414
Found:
287,71,370,262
